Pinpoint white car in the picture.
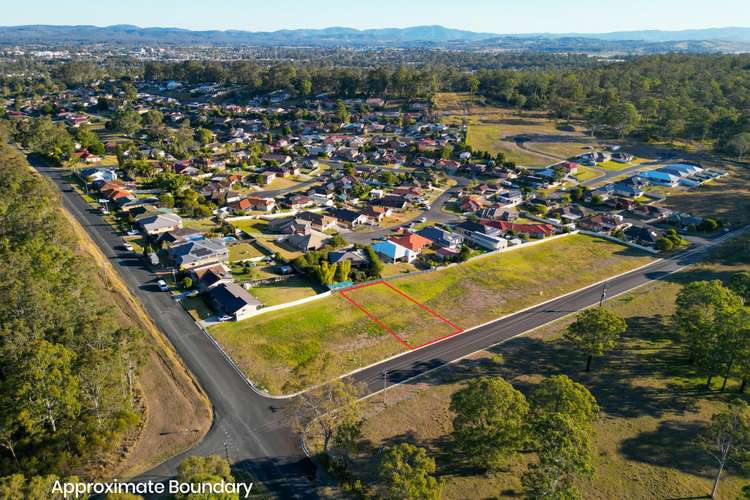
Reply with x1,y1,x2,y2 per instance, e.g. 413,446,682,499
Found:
123,243,134,252
418,217,427,223
218,314,233,322
126,229,139,236
156,280,169,292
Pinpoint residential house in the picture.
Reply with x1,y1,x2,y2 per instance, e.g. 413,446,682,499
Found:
624,225,661,247
389,233,432,253
417,226,464,250
138,212,183,236
247,196,276,212
329,208,368,228
287,228,331,251
168,238,229,270
362,205,392,224
576,214,626,233
190,263,234,291
295,211,338,231
209,283,261,321
372,239,417,263
328,249,369,268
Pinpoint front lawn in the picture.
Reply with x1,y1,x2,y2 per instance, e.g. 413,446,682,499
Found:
228,241,265,262
248,275,322,306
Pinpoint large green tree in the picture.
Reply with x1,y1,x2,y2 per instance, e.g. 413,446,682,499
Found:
449,377,528,471
564,308,627,371
380,443,442,500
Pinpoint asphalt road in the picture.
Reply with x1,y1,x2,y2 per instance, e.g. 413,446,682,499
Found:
33,157,745,497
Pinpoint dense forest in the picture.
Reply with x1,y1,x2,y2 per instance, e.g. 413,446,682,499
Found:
0,124,145,478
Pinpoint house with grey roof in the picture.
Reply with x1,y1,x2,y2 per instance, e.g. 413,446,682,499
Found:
209,283,261,321
137,212,183,236
168,238,229,270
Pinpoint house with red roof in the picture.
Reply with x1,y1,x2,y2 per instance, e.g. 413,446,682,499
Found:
481,220,555,239
389,233,432,253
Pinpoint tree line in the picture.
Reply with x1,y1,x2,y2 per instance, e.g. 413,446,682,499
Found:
0,128,146,478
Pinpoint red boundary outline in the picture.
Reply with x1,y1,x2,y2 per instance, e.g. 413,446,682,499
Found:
340,280,464,350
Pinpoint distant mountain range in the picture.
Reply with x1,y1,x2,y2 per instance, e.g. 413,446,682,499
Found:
1,24,749,52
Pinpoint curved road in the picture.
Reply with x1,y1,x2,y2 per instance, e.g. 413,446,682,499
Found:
33,157,744,497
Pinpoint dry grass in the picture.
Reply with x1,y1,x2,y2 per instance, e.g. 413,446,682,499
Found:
345,242,750,499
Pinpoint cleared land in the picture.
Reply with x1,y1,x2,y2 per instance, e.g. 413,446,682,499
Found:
334,233,750,499
249,275,322,306
210,234,654,394
342,282,462,348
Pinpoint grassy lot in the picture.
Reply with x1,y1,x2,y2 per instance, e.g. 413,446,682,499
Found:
344,283,459,347
334,234,750,499
182,217,220,232
393,234,653,326
228,241,265,261
262,177,302,191
466,124,550,167
210,234,653,394
248,275,322,306
662,163,750,227
230,218,270,235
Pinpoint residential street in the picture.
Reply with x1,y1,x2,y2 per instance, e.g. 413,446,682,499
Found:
34,158,746,497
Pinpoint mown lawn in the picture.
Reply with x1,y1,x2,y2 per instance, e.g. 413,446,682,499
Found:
337,235,750,499
210,234,654,394
228,241,265,262
248,275,322,306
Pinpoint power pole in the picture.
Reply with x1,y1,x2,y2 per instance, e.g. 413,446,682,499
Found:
599,282,608,307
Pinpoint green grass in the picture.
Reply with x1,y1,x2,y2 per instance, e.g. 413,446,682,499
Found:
231,219,270,235
339,236,750,499
182,217,219,232
210,234,654,394
228,242,265,262
248,275,321,306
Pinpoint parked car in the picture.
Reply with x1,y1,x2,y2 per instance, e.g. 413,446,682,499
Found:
123,243,133,252
126,228,139,236
418,216,427,223
156,279,169,292
218,314,233,322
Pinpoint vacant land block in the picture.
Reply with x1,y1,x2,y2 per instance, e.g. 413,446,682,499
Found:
210,234,654,394
341,281,463,349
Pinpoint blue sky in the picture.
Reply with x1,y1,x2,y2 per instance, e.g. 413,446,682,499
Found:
4,0,749,33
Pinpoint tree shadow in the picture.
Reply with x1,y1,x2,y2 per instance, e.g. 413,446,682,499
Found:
619,420,714,479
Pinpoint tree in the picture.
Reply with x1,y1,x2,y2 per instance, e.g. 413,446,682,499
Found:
11,340,80,434
528,375,599,425
293,379,364,455
698,401,750,499
335,259,351,283
109,108,142,136
564,308,627,371
729,133,750,161
728,271,750,303
365,245,384,278
522,412,593,500
604,102,640,139
176,455,239,500
380,443,442,500
674,280,744,385
449,376,528,471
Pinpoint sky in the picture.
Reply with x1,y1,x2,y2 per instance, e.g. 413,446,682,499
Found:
3,0,750,34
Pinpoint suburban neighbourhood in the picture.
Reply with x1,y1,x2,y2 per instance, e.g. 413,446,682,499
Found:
2,10,750,500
